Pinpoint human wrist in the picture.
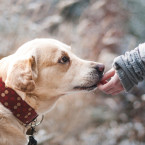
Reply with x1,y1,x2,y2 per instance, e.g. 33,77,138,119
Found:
113,56,134,92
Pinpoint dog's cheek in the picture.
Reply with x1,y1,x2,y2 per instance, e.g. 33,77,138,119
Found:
17,80,35,92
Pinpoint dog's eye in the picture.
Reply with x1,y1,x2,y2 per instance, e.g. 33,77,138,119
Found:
59,56,69,64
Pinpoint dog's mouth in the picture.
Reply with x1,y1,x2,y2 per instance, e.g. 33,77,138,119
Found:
74,73,104,91
74,84,97,91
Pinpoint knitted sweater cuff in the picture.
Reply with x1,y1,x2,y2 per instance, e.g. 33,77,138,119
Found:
113,56,134,92
113,47,145,92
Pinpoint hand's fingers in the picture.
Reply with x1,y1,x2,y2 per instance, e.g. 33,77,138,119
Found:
98,84,122,95
104,87,114,92
99,73,120,91
98,81,113,92
106,89,123,94
101,68,115,82
100,80,108,85
111,90,123,95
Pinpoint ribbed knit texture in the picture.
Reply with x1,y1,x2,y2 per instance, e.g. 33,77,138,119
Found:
113,45,145,92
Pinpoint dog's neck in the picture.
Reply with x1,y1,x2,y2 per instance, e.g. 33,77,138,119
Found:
0,78,38,124
24,92,60,114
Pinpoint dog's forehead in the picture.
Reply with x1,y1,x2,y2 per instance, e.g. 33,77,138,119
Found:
16,38,72,63
37,39,71,56
29,39,72,65
18,38,71,53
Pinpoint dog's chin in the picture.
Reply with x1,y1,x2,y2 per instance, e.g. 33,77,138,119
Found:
73,74,103,91
74,84,97,91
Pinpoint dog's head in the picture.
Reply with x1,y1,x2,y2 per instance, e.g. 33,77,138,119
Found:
4,39,104,110
5,39,104,94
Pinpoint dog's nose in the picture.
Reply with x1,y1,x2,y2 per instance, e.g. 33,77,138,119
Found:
94,64,105,75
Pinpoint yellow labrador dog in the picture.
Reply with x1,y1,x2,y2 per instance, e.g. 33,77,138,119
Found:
0,39,104,145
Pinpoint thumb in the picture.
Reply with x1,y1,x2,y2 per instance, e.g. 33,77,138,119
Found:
101,68,115,82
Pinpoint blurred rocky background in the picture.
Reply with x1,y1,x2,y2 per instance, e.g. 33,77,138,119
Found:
1,0,145,145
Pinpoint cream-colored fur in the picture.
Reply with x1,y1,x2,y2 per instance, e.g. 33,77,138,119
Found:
0,38,104,145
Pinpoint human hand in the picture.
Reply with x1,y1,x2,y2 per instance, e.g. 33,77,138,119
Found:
98,68,124,95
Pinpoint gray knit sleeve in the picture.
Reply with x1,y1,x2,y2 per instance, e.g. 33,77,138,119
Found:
113,43,145,92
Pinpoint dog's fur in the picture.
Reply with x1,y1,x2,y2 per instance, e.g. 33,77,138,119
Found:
0,39,104,145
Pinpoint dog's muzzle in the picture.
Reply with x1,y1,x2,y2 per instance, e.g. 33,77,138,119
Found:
74,63,105,91
94,63,105,80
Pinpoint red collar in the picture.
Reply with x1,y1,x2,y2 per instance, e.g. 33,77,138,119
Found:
0,78,38,124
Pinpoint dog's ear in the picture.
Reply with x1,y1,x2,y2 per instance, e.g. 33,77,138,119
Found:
5,55,38,92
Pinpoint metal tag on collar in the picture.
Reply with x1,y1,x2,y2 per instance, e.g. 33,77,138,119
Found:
26,127,36,136
26,115,44,145
28,135,37,145
27,126,37,145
